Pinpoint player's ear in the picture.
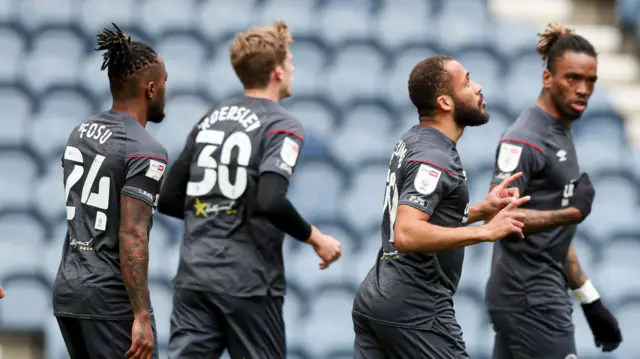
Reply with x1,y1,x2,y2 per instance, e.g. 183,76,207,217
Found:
437,95,453,112
273,64,284,81
146,82,156,100
542,69,553,90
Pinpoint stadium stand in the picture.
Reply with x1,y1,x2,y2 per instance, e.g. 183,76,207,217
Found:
0,0,637,358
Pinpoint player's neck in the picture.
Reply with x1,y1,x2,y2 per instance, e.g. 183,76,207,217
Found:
111,101,148,128
536,95,572,128
419,116,464,143
244,87,280,103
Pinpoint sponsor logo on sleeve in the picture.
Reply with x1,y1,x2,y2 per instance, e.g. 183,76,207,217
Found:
145,159,166,181
497,143,523,173
280,137,299,167
414,164,441,195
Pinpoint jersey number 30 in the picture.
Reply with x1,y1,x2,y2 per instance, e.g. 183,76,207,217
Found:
186,129,252,199
64,146,111,231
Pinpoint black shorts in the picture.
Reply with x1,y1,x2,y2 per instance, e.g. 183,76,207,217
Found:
168,288,285,359
352,314,470,359
490,307,576,359
56,316,159,359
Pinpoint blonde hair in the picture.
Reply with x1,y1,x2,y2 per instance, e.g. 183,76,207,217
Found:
229,21,293,89
536,23,575,62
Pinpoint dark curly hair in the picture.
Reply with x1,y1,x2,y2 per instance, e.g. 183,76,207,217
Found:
536,23,597,73
408,55,454,117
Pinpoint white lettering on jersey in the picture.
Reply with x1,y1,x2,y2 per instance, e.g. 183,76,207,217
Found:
414,164,441,195
497,143,523,173
145,159,166,181
199,106,261,132
280,137,299,167
78,123,113,144
556,149,567,162
462,203,470,224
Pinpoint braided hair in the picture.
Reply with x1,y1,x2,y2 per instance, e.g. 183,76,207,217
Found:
536,23,597,73
95,23,158,98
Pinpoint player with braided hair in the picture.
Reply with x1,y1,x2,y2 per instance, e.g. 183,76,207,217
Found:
486,23,622,359
53,23,168,359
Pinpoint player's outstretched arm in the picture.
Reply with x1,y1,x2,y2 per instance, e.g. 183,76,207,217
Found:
393,196,530,253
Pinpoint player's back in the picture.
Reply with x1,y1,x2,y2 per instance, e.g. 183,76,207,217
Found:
53,110,167,320
174,95,304,297
353,125,469,329
487,106,580,310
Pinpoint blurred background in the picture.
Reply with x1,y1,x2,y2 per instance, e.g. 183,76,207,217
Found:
0,0,639,358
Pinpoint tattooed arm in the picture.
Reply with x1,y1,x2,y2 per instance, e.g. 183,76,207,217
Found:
119,194,152,318
566,243,588,290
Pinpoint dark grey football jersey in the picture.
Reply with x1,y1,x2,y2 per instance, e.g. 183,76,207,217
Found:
352,125,470,329
173,96,304,297
53,110,168,319
486,106,580,311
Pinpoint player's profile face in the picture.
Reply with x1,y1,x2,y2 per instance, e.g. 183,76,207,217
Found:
549,51,598,121
281,50,294,99
147,57,167,124
447,60,489,127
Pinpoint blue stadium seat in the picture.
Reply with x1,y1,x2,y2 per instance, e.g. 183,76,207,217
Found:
322,349,353,359
197,0,256,38
287,347,314,359
151,91,212,157
457,242,492,293
434,1,493,52
154,30,209,91
387,44,440,106
331,100,397,165
78,52,111,95
302,284,357,358
140,0,198,36
339,163,388,230
466,165,494,209
203,48,243,100
0,148,41,208
594,236,640,299
17,0,76,29
44,314,70,359
571,230,601,270
610,296,640,358
350,225,380,287
317,0,372,44
490,21,540,59
584,89,615,114
149,278,173,346
0,274,51,330
373,0,434,48
582,172,638,237
289,36,330,95
283,283,309,349
324,41,388,104
24,26,88,92
288,157,347,221
617,0,640,29
504,54,545,113
0,0,19,21
29,85,96,158
149,218,176,280
0,24,27,82
0,83,31,145
79,0,138,35
574,111,627,173
454,289,492,355
287,95,339,139
259,0,317,37
455,46,506,107
0,209,47,275
456,106,512,172
33,161,65,220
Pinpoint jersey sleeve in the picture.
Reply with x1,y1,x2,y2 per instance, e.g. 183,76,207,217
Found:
122,139,169,208
397,159,455,216
490,139,546,193
259,115,305,182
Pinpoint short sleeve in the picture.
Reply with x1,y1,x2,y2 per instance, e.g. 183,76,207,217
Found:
490,139,545,193
122,141,169,207
398,160,454,215
259,116,305,182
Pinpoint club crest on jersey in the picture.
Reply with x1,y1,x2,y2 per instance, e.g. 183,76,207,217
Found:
145,159,166,181
280,137,299,167
414,164,441,195
497,143,523,173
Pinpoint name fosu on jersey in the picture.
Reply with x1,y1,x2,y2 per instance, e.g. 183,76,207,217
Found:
77,122,113,144
198,105,262,133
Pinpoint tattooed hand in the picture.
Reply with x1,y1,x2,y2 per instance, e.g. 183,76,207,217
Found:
126,314,154,359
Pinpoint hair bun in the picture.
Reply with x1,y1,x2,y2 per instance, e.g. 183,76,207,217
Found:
95,23,132,70
535,23,575,61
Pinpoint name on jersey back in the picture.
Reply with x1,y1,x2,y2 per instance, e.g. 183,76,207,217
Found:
197,105,261,132
77,122,113,144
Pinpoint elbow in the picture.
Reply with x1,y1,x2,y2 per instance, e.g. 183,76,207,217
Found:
393,224,414,253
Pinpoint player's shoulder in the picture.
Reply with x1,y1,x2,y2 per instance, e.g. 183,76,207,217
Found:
122,116,168,161
402,126,459,178
500,107,552,153
263,103,304,140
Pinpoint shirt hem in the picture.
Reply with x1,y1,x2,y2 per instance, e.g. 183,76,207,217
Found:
351,310,432,330
53,312,135,320
172,283,286,297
